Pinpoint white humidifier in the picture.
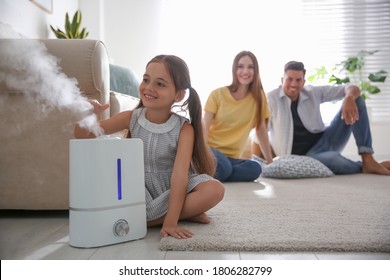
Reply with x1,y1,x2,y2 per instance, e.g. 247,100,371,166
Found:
69,137,147,248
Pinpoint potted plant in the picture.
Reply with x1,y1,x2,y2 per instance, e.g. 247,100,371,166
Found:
308,50,388,100
50,10,89,39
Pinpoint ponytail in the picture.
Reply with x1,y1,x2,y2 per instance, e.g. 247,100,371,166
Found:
182,87,216,176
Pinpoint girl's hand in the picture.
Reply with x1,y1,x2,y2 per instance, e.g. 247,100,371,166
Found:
161,224,193,239
89,100,110,114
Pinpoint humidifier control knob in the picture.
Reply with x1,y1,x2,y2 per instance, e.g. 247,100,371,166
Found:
113,219,130,237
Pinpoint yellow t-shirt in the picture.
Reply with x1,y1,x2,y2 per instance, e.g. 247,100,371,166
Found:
204,86,270,158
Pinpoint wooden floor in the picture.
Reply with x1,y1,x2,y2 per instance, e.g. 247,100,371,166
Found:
1,210,389,260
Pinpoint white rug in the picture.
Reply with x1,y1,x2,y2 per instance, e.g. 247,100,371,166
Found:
159,174,390,252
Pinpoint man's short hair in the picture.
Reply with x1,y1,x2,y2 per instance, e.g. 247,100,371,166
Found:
284,61,306,76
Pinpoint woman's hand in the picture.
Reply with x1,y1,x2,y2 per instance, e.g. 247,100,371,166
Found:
161,224,193,239
89,100,110,115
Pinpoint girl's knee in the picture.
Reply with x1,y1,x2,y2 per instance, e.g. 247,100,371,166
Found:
202,180,225,203
213,180,225,202
194,179,225,207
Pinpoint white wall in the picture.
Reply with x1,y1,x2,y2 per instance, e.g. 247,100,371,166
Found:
80,0,307,99
2,0,389,158
0,0,78,38
80,0,166,82
80,0,390,158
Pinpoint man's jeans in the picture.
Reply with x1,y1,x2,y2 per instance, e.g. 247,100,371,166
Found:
306,97,373,174
212,148,261,182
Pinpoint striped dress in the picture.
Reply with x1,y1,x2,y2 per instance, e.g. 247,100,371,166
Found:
130,108,213,221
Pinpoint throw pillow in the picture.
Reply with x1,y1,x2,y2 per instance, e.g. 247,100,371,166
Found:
109,64,140,98
258,155,334,179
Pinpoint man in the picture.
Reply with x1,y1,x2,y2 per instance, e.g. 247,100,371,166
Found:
263,60,390,175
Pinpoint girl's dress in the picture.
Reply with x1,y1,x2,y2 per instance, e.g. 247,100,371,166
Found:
130,108,213,221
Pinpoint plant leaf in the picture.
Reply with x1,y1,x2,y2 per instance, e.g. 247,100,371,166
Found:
329,75,350,84
308,50,386,99
71,10,81,38
358,50,378,57
307,66,328,82
50,26,67,39
367,85,380,94
65,12,72,38
50,10,89,39
344,56,364,73
79,28,89,39
361,82,380,94
368,70,388,83
55,30,67,39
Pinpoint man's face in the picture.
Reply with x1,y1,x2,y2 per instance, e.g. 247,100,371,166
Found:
281,70,306,101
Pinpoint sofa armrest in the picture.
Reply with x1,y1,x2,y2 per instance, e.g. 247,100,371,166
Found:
40,39,111,119
0,39,111,209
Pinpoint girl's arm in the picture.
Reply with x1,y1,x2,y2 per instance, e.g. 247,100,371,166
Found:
161,122,194,239
74,101,133,138
255,118,273,164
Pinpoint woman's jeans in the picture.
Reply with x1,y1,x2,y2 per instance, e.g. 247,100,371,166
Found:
212,148,261,182
306,97,373,174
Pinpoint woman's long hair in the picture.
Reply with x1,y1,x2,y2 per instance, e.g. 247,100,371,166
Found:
136,55,216,176
227,51,265,126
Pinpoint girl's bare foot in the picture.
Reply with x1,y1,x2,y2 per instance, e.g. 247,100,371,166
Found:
186,213,211,224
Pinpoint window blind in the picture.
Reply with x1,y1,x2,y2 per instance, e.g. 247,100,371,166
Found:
303,0,390,122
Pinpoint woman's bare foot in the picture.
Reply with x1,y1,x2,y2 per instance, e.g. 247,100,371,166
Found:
362,154,390,175
186,213,211,224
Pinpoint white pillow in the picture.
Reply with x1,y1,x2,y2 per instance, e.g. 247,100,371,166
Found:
259,155,334,179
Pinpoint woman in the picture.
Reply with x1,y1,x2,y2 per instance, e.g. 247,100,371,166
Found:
203,51,273,182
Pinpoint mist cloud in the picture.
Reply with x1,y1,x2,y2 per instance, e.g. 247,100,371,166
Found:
0,39,102,137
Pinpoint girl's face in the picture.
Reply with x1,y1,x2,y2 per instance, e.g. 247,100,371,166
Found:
139,62,180,109
236,55,255,86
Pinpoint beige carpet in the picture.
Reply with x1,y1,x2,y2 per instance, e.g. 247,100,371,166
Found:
159,174,390,252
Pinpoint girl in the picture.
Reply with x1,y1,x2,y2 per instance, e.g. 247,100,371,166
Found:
75,55,225,239
203,51,273,182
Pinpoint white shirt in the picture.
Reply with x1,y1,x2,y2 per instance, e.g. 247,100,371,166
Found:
267,84,346,156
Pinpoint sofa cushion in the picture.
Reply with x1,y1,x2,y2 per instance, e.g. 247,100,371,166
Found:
110,64,140,98
258,155,335,179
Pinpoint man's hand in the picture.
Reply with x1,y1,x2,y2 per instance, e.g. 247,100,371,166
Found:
341,95,359,125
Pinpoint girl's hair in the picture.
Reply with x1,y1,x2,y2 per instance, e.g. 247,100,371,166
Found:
137,55,216,176
227,50,265,126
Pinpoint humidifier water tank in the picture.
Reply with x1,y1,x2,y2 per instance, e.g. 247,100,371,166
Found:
69,138,146,248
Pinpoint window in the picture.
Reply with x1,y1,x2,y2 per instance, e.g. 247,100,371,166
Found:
159,0,389,122
303,0,390,122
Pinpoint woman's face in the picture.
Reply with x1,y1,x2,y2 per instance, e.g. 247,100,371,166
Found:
236,55,255,86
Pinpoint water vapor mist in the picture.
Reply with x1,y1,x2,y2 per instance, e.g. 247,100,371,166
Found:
0,39,103,138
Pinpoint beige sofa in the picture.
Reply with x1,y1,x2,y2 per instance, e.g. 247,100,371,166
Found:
0,39,139,209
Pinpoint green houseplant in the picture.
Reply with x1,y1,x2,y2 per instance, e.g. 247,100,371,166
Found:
308,50,388,100
50,10,89,39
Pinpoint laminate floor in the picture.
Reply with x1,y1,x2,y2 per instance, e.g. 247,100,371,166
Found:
1,210,389,260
